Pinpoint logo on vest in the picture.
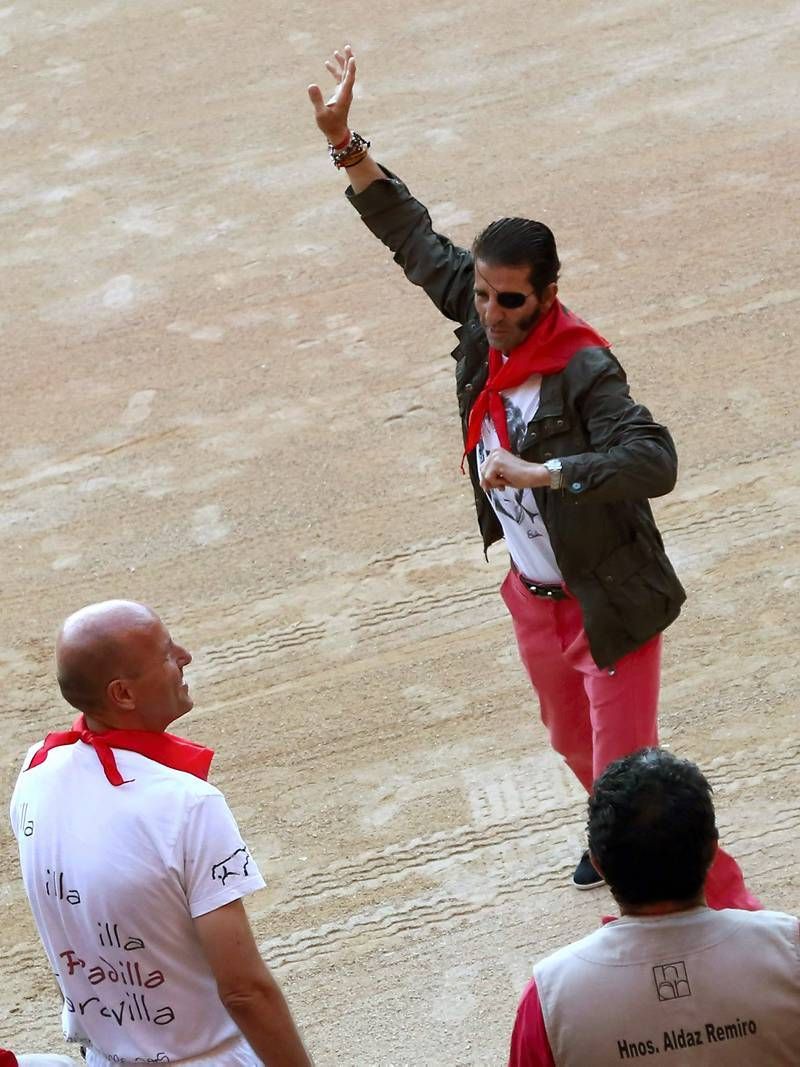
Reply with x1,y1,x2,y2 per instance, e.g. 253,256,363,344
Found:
653,961,691,1001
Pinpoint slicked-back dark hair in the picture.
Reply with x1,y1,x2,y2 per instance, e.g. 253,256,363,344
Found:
472,217,560,298
588,748,718,907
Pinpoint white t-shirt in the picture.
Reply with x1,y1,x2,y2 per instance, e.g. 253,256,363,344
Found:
10,739,267,1065
15,1057,78,1066
477,373,563,584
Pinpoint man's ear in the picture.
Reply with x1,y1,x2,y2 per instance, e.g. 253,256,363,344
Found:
107,677,135,712
588,849,604,879
541,282,558,313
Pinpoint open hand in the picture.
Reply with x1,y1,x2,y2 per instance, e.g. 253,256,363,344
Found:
307,45,356,145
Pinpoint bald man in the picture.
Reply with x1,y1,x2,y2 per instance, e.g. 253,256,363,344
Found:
9,601,312,1067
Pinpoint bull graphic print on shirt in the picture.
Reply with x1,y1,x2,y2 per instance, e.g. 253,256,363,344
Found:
211,846,252,884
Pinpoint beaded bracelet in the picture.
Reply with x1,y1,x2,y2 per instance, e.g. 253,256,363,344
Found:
329,131,371,169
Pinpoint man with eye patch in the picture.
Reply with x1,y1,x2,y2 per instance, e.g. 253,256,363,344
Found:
307,47,759,908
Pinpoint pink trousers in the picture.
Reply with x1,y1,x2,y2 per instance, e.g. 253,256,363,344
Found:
501,569,761,910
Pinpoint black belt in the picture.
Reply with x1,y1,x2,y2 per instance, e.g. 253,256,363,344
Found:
511,562,567,600
520,578,567,600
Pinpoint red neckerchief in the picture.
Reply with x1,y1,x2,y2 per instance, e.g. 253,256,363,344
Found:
25,713,214,786
462,299,609,468
0,1051,18,1067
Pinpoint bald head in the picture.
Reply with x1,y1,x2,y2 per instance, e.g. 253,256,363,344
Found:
56,600,159,713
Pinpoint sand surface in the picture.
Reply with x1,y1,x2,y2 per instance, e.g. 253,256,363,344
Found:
1,0,798,1063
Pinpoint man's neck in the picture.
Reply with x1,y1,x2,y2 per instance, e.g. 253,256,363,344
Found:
81,711,116,733
81,711,165,734
621,895,707,917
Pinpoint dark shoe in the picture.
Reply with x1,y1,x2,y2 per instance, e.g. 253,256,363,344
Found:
572,850,605,890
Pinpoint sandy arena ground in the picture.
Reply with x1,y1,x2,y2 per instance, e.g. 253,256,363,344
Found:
1,1,798,1063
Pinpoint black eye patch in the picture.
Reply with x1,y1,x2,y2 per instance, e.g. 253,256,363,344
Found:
496,291,529,309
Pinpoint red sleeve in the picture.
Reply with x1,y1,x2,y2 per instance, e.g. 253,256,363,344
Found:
508,978,556,1067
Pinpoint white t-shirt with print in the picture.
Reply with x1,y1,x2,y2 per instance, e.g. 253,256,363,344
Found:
477,373,563,584
10,739,267,1066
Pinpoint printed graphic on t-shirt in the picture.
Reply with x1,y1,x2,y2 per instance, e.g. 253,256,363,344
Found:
18,801,34,838
58,905,178,1032
211,847,252,884
480,445,546,539
500,392,529,452
478,384,562,583
478,397,548,539
653,961,692,1001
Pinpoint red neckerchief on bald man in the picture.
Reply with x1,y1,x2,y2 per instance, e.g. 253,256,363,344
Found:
462,299,609,469
25,713,214,786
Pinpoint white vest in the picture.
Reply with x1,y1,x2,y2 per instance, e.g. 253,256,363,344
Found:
534,907,799,1065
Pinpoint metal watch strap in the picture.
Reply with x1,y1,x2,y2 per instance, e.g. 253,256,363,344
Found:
544,458,563,490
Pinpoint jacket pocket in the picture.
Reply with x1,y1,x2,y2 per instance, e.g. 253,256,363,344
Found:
594,539,676,643
519,416,568,454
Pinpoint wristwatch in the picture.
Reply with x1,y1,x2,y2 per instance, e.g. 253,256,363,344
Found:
543,458,563,490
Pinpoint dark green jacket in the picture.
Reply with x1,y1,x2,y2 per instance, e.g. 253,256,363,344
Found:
347,169,685,668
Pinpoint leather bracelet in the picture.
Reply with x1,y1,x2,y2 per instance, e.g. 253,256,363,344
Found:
340,148,369,168
330,131,371,169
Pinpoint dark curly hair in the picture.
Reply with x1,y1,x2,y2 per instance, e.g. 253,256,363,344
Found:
588,748,719,907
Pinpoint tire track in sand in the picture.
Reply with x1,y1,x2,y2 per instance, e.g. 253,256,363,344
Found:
259,743,798,969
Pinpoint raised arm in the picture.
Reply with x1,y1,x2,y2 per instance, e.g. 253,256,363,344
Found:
307,45,384,195
307,45,475,324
